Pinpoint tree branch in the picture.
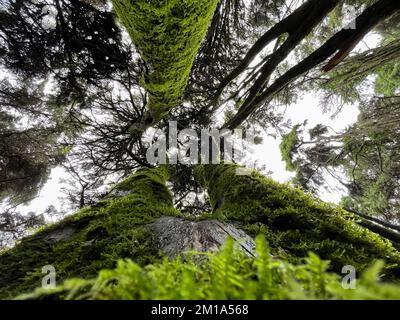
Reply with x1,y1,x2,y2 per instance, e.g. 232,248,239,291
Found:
224,0,400,130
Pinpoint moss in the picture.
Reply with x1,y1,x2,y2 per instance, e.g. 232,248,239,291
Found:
0,166,180,299
280,125,301,172
16,236,400,300
194,163,400,275
112,0,219,124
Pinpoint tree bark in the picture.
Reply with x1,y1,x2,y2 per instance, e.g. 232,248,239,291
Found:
150,216,255,259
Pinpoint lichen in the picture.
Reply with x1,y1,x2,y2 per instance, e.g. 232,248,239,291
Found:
194,163,400,275
112,0,219,124
0,166,180,299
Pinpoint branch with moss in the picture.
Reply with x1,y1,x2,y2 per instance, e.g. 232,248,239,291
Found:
322,38,400,95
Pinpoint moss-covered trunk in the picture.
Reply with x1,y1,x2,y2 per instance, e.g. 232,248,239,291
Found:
195,163,400,274
1,163,400,299
0,166,179,298
112,0,220,132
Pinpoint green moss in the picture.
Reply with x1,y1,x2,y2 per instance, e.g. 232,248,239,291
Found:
0,166,180,299
112,0,219,124
16,236,400,300
194,163,400,275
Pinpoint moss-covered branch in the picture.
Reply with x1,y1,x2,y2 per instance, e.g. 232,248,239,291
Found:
0,166,179,299
112,0,219,129
194,163,400,274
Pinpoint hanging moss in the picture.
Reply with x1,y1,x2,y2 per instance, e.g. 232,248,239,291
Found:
279,124,301,172
0,166,180,299
194,163,400,275
112,0,219,125
16,236,400,300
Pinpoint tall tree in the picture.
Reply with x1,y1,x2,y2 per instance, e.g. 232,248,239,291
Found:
280,96,400,222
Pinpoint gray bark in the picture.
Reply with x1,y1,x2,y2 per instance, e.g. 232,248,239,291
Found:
150,216,255,259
